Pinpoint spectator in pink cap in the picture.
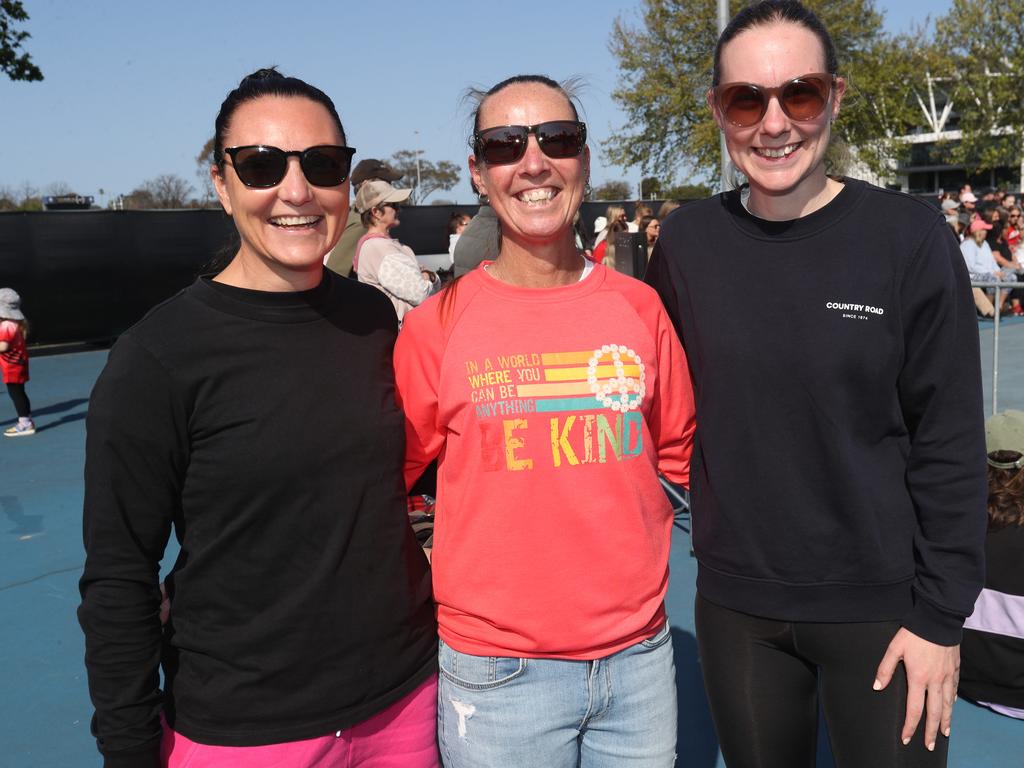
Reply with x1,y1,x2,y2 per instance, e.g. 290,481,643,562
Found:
962,217,1015,316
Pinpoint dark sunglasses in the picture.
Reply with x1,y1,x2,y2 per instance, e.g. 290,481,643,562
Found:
712,73,836,128
473,120,587,166
219,145,356,188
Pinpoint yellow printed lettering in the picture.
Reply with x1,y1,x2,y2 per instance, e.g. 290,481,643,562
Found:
550,416,580,467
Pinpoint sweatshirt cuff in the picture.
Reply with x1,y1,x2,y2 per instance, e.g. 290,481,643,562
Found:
101,739,161,768
901,597,965,647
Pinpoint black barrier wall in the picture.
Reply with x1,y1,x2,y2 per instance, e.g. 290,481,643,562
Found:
0,201,672,345
0,210,236,345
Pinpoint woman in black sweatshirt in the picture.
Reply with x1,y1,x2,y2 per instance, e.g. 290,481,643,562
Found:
78,69,437,768
645,3,987,766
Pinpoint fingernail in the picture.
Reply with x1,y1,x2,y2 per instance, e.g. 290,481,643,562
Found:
902,737,910,746
928,742,935,752
944,727,951,737
872,679,882,691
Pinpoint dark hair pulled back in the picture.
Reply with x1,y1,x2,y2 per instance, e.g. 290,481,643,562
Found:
204,68,346,274
212,67,347,165
467,74,583,140
712,0,838,86
987,453,1024,529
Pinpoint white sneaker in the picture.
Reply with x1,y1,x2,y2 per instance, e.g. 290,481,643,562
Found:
4,421,35,437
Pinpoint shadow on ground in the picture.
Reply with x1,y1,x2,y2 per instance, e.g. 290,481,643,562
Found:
1,397,89,432
0,495,44,537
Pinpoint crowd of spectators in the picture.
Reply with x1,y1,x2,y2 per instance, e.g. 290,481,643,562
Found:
329,170,1024,324
942,185,1023,317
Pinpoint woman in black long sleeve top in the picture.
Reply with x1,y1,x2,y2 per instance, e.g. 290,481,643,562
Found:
78,69,437,768
645,3,987,766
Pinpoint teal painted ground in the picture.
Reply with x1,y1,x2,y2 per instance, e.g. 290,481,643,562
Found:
1,340,1022,767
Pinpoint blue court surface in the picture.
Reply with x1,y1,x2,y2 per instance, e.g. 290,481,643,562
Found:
2,334,1023,767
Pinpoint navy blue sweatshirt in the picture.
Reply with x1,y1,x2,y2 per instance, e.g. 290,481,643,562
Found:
646,179,987,645
79,271,436,767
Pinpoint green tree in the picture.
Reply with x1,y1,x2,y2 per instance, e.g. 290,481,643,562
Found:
591,180,633,200
0,184,16,210
389,150,461,204
934,0,1024,177
605,0,925,183
195,136,217,205
124,174,193,209
6,181,41,210
1,0,42,81
640,176,664,198
44,181,73,196
662,182,713,200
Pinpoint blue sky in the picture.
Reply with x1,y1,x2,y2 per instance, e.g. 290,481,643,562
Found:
1,0,949,206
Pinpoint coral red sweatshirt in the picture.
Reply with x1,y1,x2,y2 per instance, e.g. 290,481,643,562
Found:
394,263,695,659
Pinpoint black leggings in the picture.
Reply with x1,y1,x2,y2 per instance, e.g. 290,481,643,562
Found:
695,594,947,768
5,382,31,418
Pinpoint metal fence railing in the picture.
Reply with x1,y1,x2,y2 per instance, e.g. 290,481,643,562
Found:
971,280,1019,415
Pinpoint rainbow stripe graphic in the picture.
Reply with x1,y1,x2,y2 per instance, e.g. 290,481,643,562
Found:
516,346,646,413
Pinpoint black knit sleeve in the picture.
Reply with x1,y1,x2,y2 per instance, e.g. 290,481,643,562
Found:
78,334,188,767
644,238,684,338
897,219,988,645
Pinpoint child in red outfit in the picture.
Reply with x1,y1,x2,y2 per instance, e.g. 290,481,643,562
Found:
0,288,34,437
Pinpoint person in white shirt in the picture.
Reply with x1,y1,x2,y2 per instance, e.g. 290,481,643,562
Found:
961,217,1014,316
354,180,439,324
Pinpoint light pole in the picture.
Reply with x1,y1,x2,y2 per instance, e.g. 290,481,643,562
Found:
413,131,423,205
718,0,735,193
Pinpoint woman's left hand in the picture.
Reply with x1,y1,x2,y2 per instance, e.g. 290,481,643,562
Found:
873,628,959,751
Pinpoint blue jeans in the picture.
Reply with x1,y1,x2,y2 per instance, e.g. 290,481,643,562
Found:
437,624,677,767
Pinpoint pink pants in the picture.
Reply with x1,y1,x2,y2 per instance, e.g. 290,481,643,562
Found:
161,674,439,768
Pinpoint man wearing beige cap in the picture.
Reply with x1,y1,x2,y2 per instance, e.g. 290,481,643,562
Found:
325,159,404,278
354,179,439,324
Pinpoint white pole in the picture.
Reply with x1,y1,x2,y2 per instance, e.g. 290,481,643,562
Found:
413,130,422,205
718,0,735,193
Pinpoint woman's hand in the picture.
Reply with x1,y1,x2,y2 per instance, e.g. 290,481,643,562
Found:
873,628,959,751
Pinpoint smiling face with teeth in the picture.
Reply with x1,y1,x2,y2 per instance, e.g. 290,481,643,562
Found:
714,22,845,220
212,96,348,291
469,82,589,266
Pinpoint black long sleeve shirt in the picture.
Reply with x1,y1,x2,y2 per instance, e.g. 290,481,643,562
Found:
646,179,987,645
79,271,436,767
